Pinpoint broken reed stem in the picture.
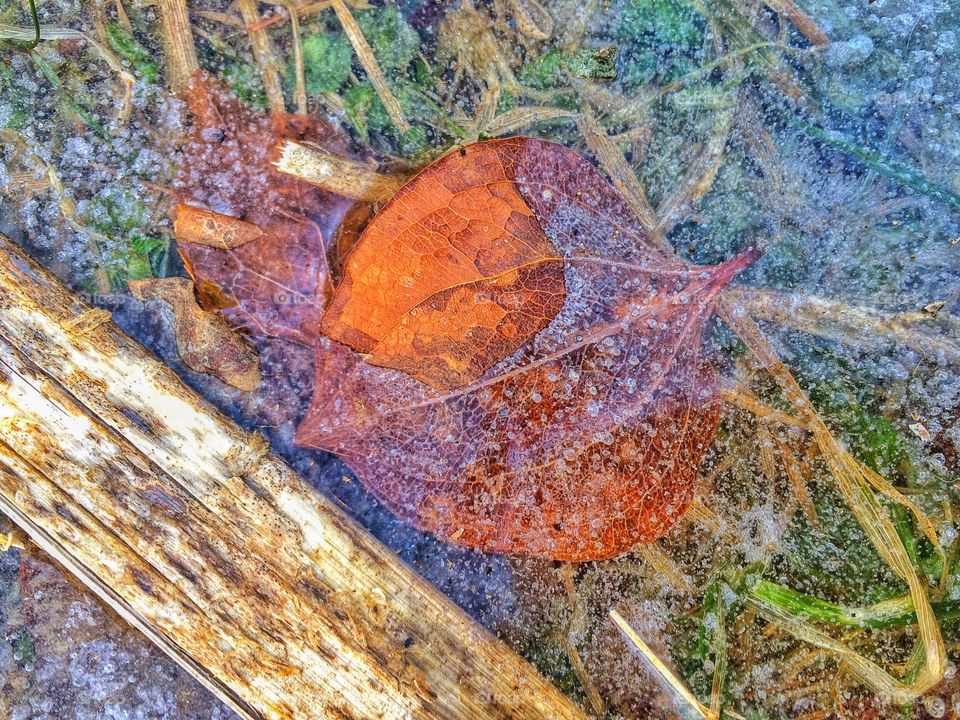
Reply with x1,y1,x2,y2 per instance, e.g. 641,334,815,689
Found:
275,140,409,202
284,1,308,114
610,609,720,720
237,0,286,114
718,299,946,701
330,0,411,134
155,0,199,92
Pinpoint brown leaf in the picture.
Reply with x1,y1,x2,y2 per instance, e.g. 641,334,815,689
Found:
129,277,261,391
175,72,357,346
321,141,567,389
173,203,264,249
297,137,760,561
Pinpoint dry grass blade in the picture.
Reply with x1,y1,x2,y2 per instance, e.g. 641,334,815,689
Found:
757,421,778,485
471,81,501,137
719,300,946,701
685,497,739,542
330,0,410,133
709,602,728,717
762,0,830,46
193,10,245,28
274,140,409,202
483,106,575,137
247,0,373,32
0,24,136,130
610,609,721,720
635,543,693,592
562,569,606,716
720,382,809,430
577,105,660,237
284,0,308,114
237,0,286,114
776,435,818,526
156,0,199,92
508,0,553,41
728,286,960,364
655,107,734,235
748,599,929,702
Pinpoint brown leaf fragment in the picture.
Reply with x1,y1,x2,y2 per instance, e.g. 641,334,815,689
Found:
175,72,357,346
173,203,264,249
130,277,261,391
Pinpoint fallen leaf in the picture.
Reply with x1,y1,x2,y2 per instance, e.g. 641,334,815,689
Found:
175,72,357,346
130,277,261,391
298,137,760,561
173,203,264,249
322,140,567,389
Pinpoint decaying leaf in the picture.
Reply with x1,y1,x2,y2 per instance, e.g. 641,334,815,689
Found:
298,137,759,561
175,72,356,346
173,203,264,249
130,277,261,391
321,140,567,389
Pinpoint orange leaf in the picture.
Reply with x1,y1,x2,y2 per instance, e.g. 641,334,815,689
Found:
322,141,567,389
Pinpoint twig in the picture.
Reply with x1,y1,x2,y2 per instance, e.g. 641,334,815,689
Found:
237,0,286,114
330,0,410,133
155,0,199,92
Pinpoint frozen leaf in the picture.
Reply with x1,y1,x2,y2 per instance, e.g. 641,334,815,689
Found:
175,72,356,346
130,277,261,391
299,137,759,561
